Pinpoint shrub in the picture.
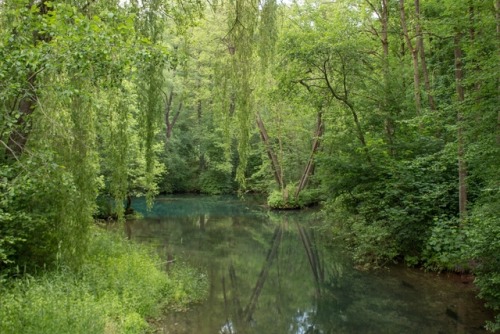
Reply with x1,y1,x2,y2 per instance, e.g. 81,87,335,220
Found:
422,217,467,271
466,197,500,332
324,198,398,269
267,185,321,210
0,228,208,334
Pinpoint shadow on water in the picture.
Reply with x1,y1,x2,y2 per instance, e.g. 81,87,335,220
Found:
125,195,493,334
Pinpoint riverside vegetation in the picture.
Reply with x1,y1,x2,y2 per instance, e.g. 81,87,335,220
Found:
0,0,499,332
0,228,208,334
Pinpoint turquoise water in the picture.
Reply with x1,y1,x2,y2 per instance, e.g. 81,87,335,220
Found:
127,195,493,334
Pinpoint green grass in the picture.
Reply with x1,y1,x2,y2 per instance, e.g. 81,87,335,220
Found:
0,228,208,334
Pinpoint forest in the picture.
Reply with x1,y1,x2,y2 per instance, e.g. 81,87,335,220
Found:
0,0,499,332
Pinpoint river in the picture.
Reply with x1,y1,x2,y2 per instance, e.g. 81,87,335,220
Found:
126,195,493,334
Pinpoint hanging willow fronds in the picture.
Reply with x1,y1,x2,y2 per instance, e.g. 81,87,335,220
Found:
217,0,279,187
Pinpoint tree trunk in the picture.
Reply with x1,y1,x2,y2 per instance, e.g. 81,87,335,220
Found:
381,0,389,59
256,112,285,190
415,0,436,111
125,195,133,215
399,0,422,115
6,73,37,159
5,1,54,159
496,0,500,145
380,0,396,155
6,0,52,159
362,0,388,55
197,100,205,171
322,58,372,163
294,111,324,200
454,33,468,219
468,2,482,94
164,89,182,143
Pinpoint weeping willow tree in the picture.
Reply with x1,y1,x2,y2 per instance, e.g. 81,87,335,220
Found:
0,1,133,268
212,0,279,187
130,0,170,207
0,0,275,270
0,0,188,270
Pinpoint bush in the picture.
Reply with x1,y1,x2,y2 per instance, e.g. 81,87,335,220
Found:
0,228,208,334
199,168,235,195
164,263,209,311
321,149,458,265
422,217,467,271
267,185,321,209
466,197,500,332
324,198,399,269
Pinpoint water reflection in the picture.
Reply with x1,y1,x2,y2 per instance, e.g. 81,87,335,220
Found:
125,195,492,334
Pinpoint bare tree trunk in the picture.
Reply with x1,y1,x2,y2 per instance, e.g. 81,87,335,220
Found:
228,264,244,320
415,0,436,111
363,0,389,56
164,90,182,143
256,112,285,190
294,111,324,200
399,0,422,115
164,90,174,140
364,0,395,155
197,99,206,171
221,276,235,334
468,1,483,95
7,9,44,157
381,0,389,58
365,0,395,156
5,1,58,159
380,0,397,155
454,33,468,219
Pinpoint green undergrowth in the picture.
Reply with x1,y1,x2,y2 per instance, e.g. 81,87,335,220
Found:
324,197,500,331
267,186,322,210
0,228,208,334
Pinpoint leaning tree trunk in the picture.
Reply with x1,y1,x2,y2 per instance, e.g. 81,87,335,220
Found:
256,112,285,190
164,89,182,144
322,58,372,164
294,111,324,200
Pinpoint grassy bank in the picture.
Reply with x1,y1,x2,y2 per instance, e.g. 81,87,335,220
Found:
0,228,208,334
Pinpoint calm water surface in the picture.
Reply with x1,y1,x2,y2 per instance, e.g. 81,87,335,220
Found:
127,195,493,334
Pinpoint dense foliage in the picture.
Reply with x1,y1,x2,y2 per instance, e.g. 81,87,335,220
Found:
0,228,208,334
0,0,498,331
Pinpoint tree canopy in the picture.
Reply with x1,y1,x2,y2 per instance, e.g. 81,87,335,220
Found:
0,0,499,330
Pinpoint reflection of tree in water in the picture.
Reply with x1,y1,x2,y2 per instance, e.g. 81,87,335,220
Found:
125,202,352,334
221,226,284,333
127,197,492,334
292,223,356,334
297,224,324,297
217,213,350,334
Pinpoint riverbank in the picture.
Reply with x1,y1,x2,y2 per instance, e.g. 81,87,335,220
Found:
0,227,208,334
121,194,496,333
